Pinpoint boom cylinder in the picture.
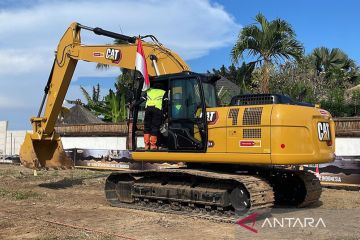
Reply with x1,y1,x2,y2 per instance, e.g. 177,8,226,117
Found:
77,24,136,43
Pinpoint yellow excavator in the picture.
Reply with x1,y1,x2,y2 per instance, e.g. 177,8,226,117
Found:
20,22,335,221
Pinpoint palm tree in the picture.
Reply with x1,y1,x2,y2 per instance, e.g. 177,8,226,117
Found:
67,84,102,108
70,84,109,118
231,13,304,93
311,47,356,73
310,47,360,86
311,47,352,72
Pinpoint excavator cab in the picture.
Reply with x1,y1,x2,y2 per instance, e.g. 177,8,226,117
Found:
130,72,219,152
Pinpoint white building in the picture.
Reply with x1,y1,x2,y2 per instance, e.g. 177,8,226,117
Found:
0,121,30,159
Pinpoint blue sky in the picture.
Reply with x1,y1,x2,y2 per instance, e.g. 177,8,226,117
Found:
1,0,359,130
189,0,360,72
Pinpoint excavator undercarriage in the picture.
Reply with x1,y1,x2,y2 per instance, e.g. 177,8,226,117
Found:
105,167,321,222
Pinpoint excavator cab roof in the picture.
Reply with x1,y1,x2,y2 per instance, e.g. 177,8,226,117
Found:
150,71,221,84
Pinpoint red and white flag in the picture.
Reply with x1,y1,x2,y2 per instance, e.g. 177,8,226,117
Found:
135,38,150,91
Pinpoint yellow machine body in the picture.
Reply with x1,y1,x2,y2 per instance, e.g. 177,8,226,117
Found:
132,104,335,165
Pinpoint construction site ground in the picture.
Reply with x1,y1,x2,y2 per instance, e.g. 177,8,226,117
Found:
0,164,359,240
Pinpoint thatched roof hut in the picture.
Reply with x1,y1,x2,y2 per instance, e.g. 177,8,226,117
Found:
57,104,103,125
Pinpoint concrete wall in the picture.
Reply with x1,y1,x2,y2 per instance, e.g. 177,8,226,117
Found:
0,121,7,158
62,136,144,150
6,130,28,155
0,121,29,157
335,138,360,156
62,137,127,150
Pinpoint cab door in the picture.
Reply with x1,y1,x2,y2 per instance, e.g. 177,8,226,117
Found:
167,77,207,152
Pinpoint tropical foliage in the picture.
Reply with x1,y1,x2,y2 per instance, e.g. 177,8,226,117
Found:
210,13,360,117
212,48,359,116
70,74,130,123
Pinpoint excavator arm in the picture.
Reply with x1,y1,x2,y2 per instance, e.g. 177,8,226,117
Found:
20,22,189,169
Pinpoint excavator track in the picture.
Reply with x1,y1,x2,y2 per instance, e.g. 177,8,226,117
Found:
263,168,322,208
105,169,275,223
297,171,322,207
104,167,322,223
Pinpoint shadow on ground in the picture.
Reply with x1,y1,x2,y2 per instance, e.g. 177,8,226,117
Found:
38,178,85,189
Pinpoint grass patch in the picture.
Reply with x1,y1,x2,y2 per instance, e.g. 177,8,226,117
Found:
0,188,42,200
0,168,23,177
0,188,9,197
12,191,41,200
74,169,109,178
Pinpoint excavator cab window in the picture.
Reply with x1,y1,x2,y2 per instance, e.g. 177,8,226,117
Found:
166,77,207,151
202,82,218,107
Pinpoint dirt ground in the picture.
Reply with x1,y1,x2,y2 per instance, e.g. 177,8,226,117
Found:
0,164,359,240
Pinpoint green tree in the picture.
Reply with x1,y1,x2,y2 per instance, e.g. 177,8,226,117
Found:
73,74,130,123
310,47,360,86
211,63,256,93
311,47,355,73
270,59,326,102
350,90,360,115
231,13,303,93
80,84,106,115
67,84,109,117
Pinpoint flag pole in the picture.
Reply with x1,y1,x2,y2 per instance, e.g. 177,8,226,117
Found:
127,37,140,150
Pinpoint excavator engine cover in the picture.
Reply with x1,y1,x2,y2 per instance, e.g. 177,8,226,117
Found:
20,133,73,169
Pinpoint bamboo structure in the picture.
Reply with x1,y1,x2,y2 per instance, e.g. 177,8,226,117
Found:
334,117,360,137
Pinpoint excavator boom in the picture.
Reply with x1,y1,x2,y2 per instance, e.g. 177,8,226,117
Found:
20,22,189,169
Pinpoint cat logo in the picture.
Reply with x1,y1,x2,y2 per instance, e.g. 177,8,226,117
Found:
317,122,330,141
199,111,218,125
105,48,121,63
206,111,218,125
207,140,215,148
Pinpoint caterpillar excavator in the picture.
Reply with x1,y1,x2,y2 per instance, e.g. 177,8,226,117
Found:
20,22,335,222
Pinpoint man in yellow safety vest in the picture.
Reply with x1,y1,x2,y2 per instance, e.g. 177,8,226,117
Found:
133,83,167,150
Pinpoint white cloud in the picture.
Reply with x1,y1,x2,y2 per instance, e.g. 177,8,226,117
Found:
0,95,27,109
0,0,240,129
0,49,51,75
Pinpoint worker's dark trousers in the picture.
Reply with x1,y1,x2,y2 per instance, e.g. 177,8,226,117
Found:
144,106,162,136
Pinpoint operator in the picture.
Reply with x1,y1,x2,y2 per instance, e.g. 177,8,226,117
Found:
132,83,167,150
172,93,183,119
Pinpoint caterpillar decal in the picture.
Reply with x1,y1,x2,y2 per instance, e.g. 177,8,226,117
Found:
206,111,218,124
105,48,121,63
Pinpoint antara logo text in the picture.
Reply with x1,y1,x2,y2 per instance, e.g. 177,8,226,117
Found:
236,213,326,233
